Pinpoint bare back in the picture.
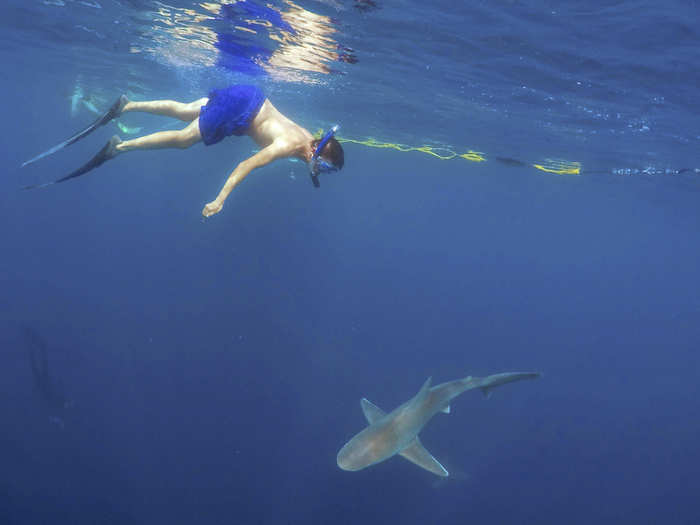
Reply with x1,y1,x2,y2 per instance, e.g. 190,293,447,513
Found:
246,99,313,160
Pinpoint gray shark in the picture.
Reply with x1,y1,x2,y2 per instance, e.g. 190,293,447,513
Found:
337,371,540,477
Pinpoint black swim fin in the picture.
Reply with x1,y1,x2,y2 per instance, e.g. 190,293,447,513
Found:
310,173,320,188
21,95,128,168
23,136,121,190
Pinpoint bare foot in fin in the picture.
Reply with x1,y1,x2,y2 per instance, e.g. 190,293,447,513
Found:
100,95,129,125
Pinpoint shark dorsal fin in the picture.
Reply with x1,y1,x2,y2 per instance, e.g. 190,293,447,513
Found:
415,376,432,400
399,437,448,477
405,377,433,411
360,398,386,424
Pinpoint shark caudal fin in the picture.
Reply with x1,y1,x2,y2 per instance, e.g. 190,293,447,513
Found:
476,372,541,398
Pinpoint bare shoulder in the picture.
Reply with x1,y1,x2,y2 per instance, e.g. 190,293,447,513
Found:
248,99,313,156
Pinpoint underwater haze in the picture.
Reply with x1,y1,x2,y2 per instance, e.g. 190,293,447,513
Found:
1,1,699,524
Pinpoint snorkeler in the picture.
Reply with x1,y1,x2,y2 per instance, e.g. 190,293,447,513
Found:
22,85,345,217
24,327,72,426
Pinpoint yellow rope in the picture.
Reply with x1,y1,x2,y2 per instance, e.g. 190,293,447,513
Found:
338,137,483,161
533,159,582,175
314,129,581,175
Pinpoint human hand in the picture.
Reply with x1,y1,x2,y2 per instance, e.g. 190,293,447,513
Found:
202,199,223,218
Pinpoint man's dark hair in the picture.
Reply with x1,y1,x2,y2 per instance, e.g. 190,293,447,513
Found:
311,137,344,170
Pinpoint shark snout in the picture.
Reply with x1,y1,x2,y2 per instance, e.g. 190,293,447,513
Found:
336,444,359,471
337,435,384,472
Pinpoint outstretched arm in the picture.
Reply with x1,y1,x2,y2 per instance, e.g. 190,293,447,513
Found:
202,142,288,217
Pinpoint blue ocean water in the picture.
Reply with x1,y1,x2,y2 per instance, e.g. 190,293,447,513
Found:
1,0,699,523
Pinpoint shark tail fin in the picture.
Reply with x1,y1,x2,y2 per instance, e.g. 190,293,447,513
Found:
478,372,540,399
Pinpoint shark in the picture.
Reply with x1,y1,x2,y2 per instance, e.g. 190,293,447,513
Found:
337,371,540,477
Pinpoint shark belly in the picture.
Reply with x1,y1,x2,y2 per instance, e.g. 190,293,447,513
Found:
337,419,415,471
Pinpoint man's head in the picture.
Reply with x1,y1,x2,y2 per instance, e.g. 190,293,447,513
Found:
308,126,344,183
310,136,344,172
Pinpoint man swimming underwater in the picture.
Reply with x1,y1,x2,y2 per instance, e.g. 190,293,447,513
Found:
22,85,345,217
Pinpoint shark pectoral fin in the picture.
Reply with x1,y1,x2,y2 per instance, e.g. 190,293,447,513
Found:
441,405,451,414
399,437,448,477
360,398,386,424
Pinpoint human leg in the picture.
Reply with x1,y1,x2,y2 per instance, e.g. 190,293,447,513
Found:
115,119,202,152
122,98,208,122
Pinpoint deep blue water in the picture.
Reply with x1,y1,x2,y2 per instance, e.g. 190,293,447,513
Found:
1,1,699,524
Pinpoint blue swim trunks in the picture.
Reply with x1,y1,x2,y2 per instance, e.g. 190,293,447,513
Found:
199,85,265,146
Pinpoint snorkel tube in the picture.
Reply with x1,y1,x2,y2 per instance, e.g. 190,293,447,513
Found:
308,124,339,188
